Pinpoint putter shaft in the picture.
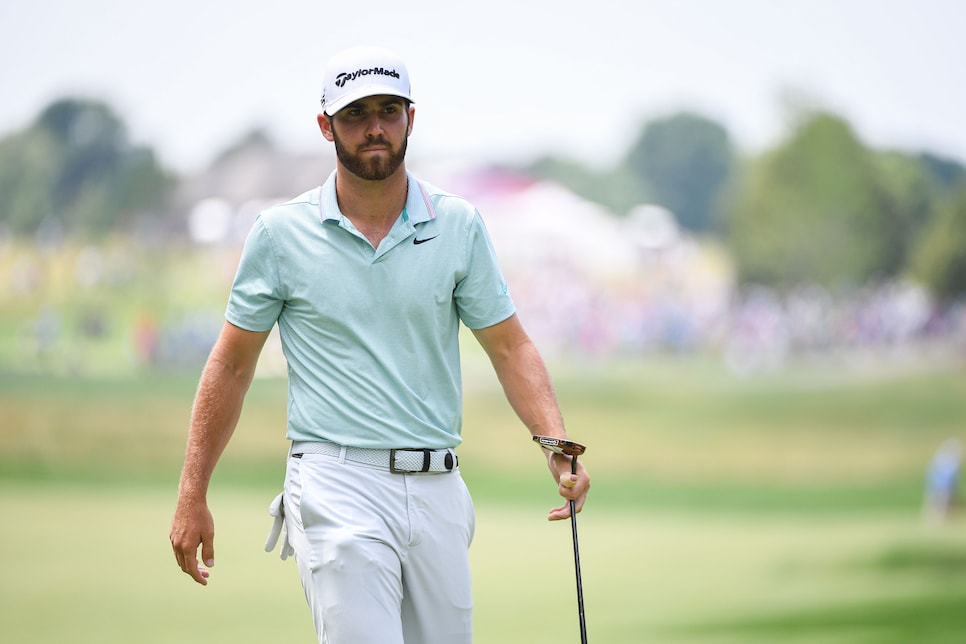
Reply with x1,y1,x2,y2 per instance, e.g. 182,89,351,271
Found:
571,455,588,644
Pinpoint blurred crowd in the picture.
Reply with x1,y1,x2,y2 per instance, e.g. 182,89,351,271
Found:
510,270,965,372
10,250,963,376
2,173,964,376
462,173,966,371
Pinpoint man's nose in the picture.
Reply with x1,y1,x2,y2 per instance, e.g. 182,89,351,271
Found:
365,115,385,136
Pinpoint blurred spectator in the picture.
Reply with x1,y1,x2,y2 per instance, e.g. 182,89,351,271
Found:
133,313,160,366
922,438,962,525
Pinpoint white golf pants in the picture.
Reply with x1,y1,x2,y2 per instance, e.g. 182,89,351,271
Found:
283,449,476,644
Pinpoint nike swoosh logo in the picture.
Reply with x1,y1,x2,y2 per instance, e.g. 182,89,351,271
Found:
413,235,439,245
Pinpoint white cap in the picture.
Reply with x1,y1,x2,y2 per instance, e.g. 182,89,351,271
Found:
320,46,414,116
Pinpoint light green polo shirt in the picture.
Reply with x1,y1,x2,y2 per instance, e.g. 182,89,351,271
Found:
225,170,516,449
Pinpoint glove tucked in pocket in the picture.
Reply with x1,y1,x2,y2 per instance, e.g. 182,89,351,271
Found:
264,492,294,560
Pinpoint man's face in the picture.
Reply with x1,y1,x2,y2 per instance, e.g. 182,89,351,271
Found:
324,96,413,181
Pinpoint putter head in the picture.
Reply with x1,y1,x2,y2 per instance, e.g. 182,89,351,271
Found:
533,435,587,457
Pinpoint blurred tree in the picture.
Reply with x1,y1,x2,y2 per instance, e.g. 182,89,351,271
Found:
911,186,966,302
0,130,59,233
625,112,734,233
919,151,966,191
0,97,171,238
726,112,900,289
871,150,939,278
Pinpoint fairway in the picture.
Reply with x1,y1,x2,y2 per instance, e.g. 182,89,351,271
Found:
2,355,966,642
2,486,965,643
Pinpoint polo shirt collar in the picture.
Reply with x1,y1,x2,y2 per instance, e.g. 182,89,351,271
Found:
318,170,437,225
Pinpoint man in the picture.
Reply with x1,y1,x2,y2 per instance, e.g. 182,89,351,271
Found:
169,45,590,644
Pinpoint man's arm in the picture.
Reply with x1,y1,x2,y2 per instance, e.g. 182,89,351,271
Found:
169,321,271,585
472,314,590,520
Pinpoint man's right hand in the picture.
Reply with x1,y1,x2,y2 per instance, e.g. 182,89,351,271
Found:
168,323,271,586
170,499,216,585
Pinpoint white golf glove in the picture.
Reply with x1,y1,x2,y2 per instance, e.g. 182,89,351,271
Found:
264,492,294,560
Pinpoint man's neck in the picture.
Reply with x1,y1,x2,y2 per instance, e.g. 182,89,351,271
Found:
334,164,409,246
335,164,408,224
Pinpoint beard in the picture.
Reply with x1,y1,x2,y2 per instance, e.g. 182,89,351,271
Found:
332,129,408,181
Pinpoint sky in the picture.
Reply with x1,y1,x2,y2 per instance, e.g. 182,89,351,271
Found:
1,0,964,174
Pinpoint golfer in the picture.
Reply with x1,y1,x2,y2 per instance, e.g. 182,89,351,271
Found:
169,45,590,644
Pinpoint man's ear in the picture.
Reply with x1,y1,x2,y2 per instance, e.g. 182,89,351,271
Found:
318,113,335,142
407,106,415,137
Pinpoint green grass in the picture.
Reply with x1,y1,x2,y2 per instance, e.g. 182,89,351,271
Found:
2,356,966,642
3,486,965,643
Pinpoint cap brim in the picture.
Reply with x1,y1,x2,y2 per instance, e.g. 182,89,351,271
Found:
324,86,414,116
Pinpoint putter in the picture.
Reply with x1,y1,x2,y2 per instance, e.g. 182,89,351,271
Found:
533,435,588,644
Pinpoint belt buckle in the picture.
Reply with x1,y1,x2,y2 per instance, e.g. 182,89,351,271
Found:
390,448,431,473
391,448,456,473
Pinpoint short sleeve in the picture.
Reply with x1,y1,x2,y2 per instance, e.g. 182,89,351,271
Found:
454,212,516,329
225,215,285,332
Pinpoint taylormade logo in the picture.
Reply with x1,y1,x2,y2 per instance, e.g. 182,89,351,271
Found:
335,67,401,88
